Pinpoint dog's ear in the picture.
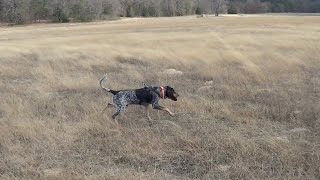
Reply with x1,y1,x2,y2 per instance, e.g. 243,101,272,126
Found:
165,86,174,95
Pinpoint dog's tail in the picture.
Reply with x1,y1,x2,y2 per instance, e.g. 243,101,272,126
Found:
100,74,119,95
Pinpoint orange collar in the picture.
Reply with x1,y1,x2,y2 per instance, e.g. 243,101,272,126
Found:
160,86,165,99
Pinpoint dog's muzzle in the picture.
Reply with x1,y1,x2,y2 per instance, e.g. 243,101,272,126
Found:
173,93,179,101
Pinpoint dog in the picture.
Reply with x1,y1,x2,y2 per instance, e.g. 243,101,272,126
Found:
100,74,179,120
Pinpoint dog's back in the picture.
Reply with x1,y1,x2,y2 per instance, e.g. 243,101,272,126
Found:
112,87,157,105
135,87,156,104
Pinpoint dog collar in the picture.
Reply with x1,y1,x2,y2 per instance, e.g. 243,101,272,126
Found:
160,86,165,99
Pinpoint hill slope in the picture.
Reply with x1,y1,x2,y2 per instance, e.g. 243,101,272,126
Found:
0,16,319,179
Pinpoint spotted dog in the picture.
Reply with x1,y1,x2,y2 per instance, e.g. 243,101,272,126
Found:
100,74,179,120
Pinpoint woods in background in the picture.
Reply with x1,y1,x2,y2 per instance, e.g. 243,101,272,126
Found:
0,0,319,24
228,0,320,14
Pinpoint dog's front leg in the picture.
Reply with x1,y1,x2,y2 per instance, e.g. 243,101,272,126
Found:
153,105,175,117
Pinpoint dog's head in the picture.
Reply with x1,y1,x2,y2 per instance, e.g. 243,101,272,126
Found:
165,86,179,101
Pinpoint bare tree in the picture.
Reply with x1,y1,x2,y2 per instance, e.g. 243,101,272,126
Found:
210,0,226,16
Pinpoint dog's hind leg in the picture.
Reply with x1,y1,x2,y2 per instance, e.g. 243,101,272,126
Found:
144,105,152,121
107,103,116,107
112,105,125,119
112,111,120,119
101,103,116,114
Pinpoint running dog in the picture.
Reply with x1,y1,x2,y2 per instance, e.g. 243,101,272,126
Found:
100,74,179,120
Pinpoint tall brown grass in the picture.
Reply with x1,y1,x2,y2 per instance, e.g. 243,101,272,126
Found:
0,16,319,179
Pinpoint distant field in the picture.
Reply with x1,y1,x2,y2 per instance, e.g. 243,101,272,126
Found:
0,15,320,179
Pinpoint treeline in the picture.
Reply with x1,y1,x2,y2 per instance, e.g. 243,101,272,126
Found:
228,0,320,14
0,0,319,24
0,0,202,24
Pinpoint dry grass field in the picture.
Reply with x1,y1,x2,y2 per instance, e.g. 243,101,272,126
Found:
0,15,320,179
